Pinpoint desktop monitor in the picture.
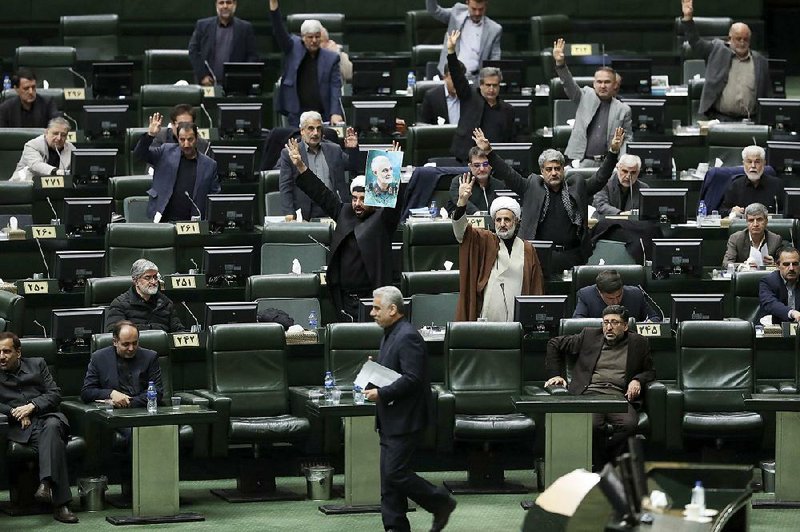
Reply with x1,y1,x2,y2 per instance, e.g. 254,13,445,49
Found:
223,62,264,97
54,250,105,292
670,294,725,330
51,307,105,351
205,193,255,233
612,58,652,96
482,59,524,94
91,62,134,99
528,240,553,280
783,188,800,218
758,99,800,134
70,148,118,186
218,103,262,139
493,142,533,176
506,99,533,137
638,188,688,224
651,239,702,280
214,146,257,182
63,197,113,236
626,142,673,178
767,140,800,175
351,100,397,139
514,295,568,336
202,245,254,287
358,297,412,323
204,302,258,327
352,59,394,95
82,105,129,141
769,59,787,98
621,98,666,135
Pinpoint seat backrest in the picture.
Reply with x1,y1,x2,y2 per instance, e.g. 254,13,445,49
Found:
124,128,150,174
413,79,444,108
405,125,457,167
60,14,119,61
410,292,458,329
402,222,459,272
105,223,177,276
108,175,153,213
401,270,460,295
139,84,204,125
245,273,320,300
729,218,795,248
529,14,571,52
84,275,131,307
91,329,170,357
411,45,444,78
573,264,647,292
553,98,577,126
19,337,57,377
0,181,34,215
262,221,332,244
707,124,769,166
123,196,151,223
444,321,523,414
287,13,345,42
732,270,771,322
143,50,194,85
260,243,327,275
677,320,754,412
549,75,595,101
0,290,25,336
674,16,732,54
552,125,572,153
0,128,44,178
405,10,441,48
682,59,706,84
15,46,78,88
264,191,281,217
258,169,281,220
207,322,289,416
256,298,321,328
325,322,383,387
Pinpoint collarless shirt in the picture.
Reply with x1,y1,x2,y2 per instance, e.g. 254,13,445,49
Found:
297,52,322,115
212,19,235,82
584,99,611,159
458,18,483,74
718,53,756,117
162,156,197,222
444,85,461,125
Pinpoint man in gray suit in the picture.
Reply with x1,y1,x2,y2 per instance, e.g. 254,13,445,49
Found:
9,116,75,181
593,154,649,216
279,111,359,221
427,0,502,84
553,38,632,168
722,203,785,269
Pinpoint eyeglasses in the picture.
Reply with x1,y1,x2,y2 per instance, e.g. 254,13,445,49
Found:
140,274,159,282
469,161,491,169
602,319,624,327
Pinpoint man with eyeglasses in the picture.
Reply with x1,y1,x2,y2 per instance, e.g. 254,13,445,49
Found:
446,146,504,214
9,116,74,181
105,259,186,333
546,304,654,466
757,247,800,324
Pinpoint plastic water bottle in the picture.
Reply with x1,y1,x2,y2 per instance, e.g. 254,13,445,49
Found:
2,75,10,91
353,385,365,405
690,481,706,512
406,71,416,95
697,200,707,226
324,371,335,404
429,200,438,218
146,381,158,414
308,310,318,330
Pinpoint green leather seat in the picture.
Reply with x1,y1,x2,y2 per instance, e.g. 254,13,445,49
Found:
15,46,78,88
401,270,460,295
666,320,763,451
731,270,771,323
143,49,195,85
551,125,572,153
245,273,320,300
529,15,571,53
139,84,204,126
573,264,647,292
689,77,704,124
413,80,444,122
108,175,153,214
405,125,457,166
405,10,441,48
402,222,459,272
682,58,706,85
286,13,345,43
1,88,64,112
729,218,795,251
255,298,320,328
105,223,177,277
553,99,577,126
0,181,33,215
124,128,150,174
260,243,327,275
707,124,770,167
674,16,732,55
0,128,43,179
410,292,458,329
258,169,281,220
262,221,332,244
411,44,443,79
123,196,150,223
84,275,131,307
91,329,170,356
60,14,119,62
0,289,25,335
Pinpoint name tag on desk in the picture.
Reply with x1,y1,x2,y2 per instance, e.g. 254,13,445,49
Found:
22,281,49,294
30,225,57,239
64,88,86,100
466,215,486,228
636,323,663,337
172,333,200,348
170,276,196,289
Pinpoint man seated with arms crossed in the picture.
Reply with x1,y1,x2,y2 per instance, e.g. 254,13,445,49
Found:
9,117,74,182
453,174,544,321
545,305,655,465
757,247,800,324
574,270,660,322
592,154,649,216
719,145,783,218
0,68,60,128
722,202,785,270
446,145,504,214
105,259,186,333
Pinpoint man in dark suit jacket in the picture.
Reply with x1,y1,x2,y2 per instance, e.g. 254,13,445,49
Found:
81,321,163,409
592,154,649,216
188,0,259,86
134,113,219,222
757,247,800,324
269,0,343,127
364,286,456,532
0,68,60,128
546,305,655,464
722,202,785,269
573,270,660,322
419,60,464,126
278,111,359,221
0,332,78,523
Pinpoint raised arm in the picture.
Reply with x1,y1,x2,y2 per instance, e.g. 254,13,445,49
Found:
133,113,164,166
553,38,582,103
446,31,472,101
425,0,452,24
584,128,624,196
452,173,474,243
475,128,529,196
286,138,341,218
680,0,714,59
269,0,293,54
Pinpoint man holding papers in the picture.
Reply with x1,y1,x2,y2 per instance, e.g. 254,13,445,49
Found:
364,286,457,532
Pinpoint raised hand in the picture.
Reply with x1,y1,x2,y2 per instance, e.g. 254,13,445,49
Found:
148,113,162,137
446,30,461,54
344,126,358,148
553,38,566,66
471,128,491,152
388,141,403,153
285,138,307,173
269,0,279,11
681,0,693,21
610,127,625,154
456,173,475,207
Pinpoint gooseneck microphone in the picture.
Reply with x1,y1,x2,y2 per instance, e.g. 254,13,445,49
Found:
33,320,48,337
340,310,355,322
308,234,331,252
34,236,51,279
67,67,88,88
181,301,202,333
203,61,218,86
46,197,61,224
184,191,202,219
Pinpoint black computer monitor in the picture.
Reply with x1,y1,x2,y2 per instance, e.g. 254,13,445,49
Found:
626,142,672,179
670,294,725,330
82,105,129,141
506,99,533,137
783,188,800,218
54,250,105,292
91,62,134,99
651,239,702,280
493,142,533,176
218,103,262,139
204,302,258,327
638,188,688,224
528,240,553,280
352,59,394,95
482,59,524,94
70,148,118,186
622,98,666,135
223,62,264,97
51,307,105,351
202,245,254,287
63,197,113,236
214,146,257,182
769,58,787,98
758,99,800,134
767,140,800,175
358,297,412,323
612,58,652,96
514,295,568,336
351,100,397,138
205,193,255,232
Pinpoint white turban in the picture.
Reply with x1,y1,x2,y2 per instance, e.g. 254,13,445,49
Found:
350,175,366,193
490,196,521,220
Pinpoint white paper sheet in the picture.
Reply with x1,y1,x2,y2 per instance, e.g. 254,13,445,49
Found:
747,247,764,267
354,360,401,389
535,469,601,516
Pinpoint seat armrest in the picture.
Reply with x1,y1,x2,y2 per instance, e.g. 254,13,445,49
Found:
175,392,211,458
757,384,779,394
288,386,313,418
545,384,569,395
644,380,667,445
176,391,209,408
522,384,550,396
433,384,455,453
193,389,231,457
60,399,101,437
778,382,797,394
664,384,684,451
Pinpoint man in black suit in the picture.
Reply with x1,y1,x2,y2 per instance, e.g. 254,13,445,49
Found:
80,321,163,409
188,0,259,86
0,332,78,523
573,270,661,322
546,305,655,465
0,68,60,128
757,247,800,324
285,138,403,320
419,61,464,126
364,286,456,532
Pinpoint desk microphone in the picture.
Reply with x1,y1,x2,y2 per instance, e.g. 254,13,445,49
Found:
638,284,665,323
67,67,88,88
340,310,355,322
203,61,218,86
34,236,51,279
33,320,47,337
308,234,331,252
184,191,202,219
182,301,202,333
200,103,214,132
189,258,199,271
46,197,61,225
62,112,79,132
775,195,779,216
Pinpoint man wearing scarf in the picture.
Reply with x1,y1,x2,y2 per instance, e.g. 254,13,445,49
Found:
453,181,544,321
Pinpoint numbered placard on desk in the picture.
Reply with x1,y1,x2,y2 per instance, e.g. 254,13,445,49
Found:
202,86,216,98
25,225,66,240
172,333,201,348
197,128,210,140
63,88,86,100
174,220,209,236
466,216,487,229
636,323,664,337
166,274,206,290
35,174,74,189
570,44,594,56
15,279,59,295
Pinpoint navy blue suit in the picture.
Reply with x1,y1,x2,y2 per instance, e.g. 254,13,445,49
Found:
573,285,661,322
758,270,799,324
133,133,219,221
188,16,259,83
270,7,343,126
80,346,163,408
